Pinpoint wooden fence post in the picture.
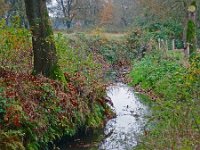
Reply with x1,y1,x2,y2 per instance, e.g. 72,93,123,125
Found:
184,43,190,58
172,39,175,50
161,39,164,49
165,40,168,51
158,38,161,50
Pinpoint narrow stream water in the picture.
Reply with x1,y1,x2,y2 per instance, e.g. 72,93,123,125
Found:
57,83,149,150
100,83,149,150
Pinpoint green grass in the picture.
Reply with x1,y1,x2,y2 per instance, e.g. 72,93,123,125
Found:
130,50,200,149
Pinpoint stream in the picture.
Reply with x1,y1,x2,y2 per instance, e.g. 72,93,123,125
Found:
57,83,149,150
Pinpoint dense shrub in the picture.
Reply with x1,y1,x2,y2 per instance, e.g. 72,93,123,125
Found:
127,19,184,56
0,19,32,73
0,69,112,149
0,21,112,149
63,31,134,66
88,35,129,65
126,28,156,59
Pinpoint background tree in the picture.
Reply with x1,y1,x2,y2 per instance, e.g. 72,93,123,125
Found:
112,0,136,27
49,0,105,28
135,0,200,47
50,0,80,28
4,0,27,26
100,0,113,26
75,0,104,27
24,0,65,81
0,0,9,16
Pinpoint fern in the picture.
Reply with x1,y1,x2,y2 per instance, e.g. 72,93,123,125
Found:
0,130,25,150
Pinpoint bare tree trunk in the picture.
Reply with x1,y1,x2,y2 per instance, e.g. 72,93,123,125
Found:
121,17,128,26
24,0,65,81
60,0,74,28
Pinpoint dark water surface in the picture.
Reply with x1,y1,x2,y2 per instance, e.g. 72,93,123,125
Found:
58,83,149,150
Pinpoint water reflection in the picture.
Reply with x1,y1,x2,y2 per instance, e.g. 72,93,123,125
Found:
99,83,148,150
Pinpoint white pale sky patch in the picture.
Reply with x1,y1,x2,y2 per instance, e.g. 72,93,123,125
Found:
52,0,57,5
48,0,58,17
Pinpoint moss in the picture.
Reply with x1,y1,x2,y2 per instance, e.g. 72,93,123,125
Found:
50,64,66,84
186,20,197,56
191,1,197,8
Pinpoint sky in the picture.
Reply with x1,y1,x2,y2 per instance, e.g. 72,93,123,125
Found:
51,0,57,5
